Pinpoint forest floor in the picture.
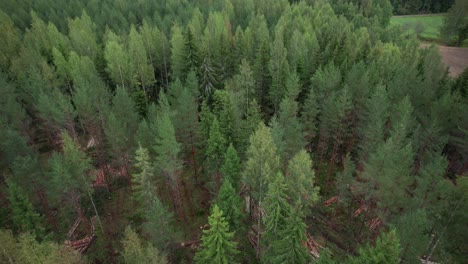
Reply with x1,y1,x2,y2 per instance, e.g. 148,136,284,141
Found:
421,44,468,77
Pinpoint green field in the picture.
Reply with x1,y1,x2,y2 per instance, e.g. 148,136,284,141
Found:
390,14,444,41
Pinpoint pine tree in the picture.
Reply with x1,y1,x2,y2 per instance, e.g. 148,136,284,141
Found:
143,196,177,250
221,144,241,190
16,232,85,263
335,154,355,205
349,229,401,264
262,172,292,257
121,226,168,264
395,209,430,263
132,146,156,207
277,73,304,163
253,40,271,112
183,27,200,78
358,85,390,161
6,180,44,238
170,25,185,81
199,57,218,100
286,150,320,209
243,123,280,202
233,59,255,114
153,107,184,221
171,76,199,166
217,179,243,229
239,99,263,158
129,25,154,95
268,209,311,264
105,87,139,178
205,117,227,191
68,10,98,59
268,36,290,114
194,205,239,264
104,39,133,90
440,0,468,46
301,85,320,150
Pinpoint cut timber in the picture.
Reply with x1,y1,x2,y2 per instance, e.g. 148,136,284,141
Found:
248,225,262,252
324,196,339,207
366,217,382,231
65,235,96,254
353,203,367,217
64,215,97,254
180,239,201,249
91,169,107,187
66,217,82,238
306,233,321,259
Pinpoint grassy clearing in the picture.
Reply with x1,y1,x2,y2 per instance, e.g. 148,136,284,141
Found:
391,14,444,41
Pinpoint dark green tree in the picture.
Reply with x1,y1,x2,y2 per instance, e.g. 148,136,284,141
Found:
221,144,241,190
6,180,44,238
194,205,239,264
217,179,243,229
441,0,468,46
349,229,401,264
121,226,168,264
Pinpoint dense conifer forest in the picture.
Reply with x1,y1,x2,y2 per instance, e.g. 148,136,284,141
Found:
0,0,467,263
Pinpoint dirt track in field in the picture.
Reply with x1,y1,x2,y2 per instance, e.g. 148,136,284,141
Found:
422,44,468,77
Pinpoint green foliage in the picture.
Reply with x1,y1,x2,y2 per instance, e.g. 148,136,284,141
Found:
221,144,241,190
441,0,468,46
243,123,280,201
6,180,44,238
194,205,239,264
205,117,227,179
286,150,320,209
268,210,311,264
132,146,155,207
349,229,401,264
0,229,85,264
121,226,168,264
395,209,430,263
217,179,243,229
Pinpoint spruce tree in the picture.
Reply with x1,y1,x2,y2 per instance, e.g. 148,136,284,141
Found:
205,117,227,191
286,150,320,210
349,229,401,264
132,146,156,208
217,179,243,229
194,205,239,264
262,172,292,260
243,122,280,202
221,144,241,190
129,25,154,95
239,98,263,158
6,180,44,238
153,107,183,219
269,209,311,264
121,226,168,264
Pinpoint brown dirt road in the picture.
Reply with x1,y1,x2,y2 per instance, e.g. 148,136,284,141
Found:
422,44,468,77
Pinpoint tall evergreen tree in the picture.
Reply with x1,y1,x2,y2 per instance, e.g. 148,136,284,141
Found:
221,144,241,190
286,150,320,209
217,179,243,229
205,117,227,191
6,180,44,238
121,226,168,264
262,172,293,260
268,209,311,264
129,25,154,95
194,205,239,264
349,229,401,264
153,107,184,221
243,123,280,202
